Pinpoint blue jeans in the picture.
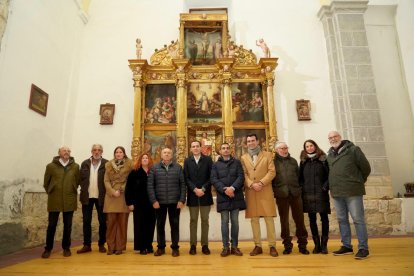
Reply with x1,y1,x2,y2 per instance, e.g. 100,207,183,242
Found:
333,196,369,250
220,209,240,248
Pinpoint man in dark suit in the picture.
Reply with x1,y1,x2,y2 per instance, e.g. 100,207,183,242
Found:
184,140,213,255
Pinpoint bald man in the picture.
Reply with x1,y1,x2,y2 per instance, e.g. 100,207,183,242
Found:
147,147,186,257
327,131,371,260
41,146,80,258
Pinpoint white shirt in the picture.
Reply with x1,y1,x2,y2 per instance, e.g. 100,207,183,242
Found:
88,159,101,198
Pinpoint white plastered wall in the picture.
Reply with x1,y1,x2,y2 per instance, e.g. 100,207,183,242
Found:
0,0,84,188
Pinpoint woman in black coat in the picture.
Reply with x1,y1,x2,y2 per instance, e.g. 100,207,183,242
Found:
125,153,156,254
299,139,330,254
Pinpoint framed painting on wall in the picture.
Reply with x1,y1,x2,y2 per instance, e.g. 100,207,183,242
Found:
144,84,176,124
99,103,115,125
296,99,311,121
233,129,267,159
29,84,48,116
232,82,264,122
143,130,176,164
187,83,222,123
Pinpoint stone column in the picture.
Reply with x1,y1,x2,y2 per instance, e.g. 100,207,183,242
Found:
318,0,392,198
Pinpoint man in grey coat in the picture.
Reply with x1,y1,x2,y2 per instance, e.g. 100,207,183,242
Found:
147,147,186,257
327,131,371,260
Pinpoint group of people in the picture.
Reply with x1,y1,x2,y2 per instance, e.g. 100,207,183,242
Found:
41,130,371,261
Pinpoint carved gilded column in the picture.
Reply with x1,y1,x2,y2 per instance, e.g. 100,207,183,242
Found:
179,21,185,59
259,58,278,153
221,64,234,153
173,60,189,165
128,60,148,162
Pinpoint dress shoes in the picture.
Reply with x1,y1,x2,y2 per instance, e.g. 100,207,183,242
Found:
63,249,71,257
115,250,122,255
189,245,196,255
77,245,92,254
249,246,263,256
99,245,107,253
154,248,165,256
220,247,231,257
231,247,243,256
172,249,180,257
269,246,279,257
41,249,51,259
202,245,211,255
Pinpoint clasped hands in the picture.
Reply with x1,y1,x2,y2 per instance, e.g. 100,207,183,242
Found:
251,182,263,192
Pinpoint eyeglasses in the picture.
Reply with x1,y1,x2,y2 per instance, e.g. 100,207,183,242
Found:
278,147,288,150
328,135,339,140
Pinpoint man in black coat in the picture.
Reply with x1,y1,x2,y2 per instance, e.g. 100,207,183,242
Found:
211,143,246,257
147,147,186,257
77,144,108,254
184,140,213,255
273,142,309,255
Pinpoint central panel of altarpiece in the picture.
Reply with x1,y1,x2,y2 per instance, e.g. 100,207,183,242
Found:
128,12,278,165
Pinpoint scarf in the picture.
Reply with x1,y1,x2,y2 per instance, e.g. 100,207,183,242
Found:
248,146,261,164
307,153,317,159
111,158,125,172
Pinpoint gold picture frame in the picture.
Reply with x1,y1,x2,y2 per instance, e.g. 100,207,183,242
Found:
29,84,48,116
99,103,115,125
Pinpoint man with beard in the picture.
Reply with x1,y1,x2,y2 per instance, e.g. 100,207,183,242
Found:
77,144,108,254
241,133,278,257
327,131,371,260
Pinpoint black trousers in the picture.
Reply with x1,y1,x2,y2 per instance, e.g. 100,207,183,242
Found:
156,204,180,250
45,211,74,250
81,198,107,246
276,195,308,249
132,205,156,251
308,212,329,237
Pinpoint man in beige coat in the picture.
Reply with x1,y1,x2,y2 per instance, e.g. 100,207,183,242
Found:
241,133,278,257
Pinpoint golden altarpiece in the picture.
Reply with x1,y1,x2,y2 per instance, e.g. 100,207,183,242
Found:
128,12,278,165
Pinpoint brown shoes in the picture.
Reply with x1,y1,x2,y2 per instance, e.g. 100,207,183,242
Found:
231,247,243,256
154,248,165,256
114,250,122,255
249,246,263,256
202,245,211,255
99,245,107,253
270,246,279,257
77,245,92,254
172,249,180,257
220,247,231,257
189,245,196,255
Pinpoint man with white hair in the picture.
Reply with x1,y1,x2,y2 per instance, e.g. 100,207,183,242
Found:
327,131,371,260
77,144,108,254
41,146,80,258
273,142,309,255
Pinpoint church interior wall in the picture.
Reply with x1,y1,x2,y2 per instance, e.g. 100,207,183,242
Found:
365,4,414,196
0,0,413,254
